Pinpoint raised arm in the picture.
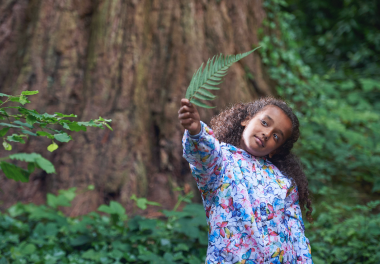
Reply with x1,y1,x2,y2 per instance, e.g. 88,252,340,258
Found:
179,99,224,194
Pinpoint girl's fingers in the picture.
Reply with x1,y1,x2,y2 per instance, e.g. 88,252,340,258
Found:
178,112,193,119
178,105,194,114
180,119,192,125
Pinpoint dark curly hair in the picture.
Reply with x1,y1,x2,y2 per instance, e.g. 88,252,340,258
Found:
210,97,313,222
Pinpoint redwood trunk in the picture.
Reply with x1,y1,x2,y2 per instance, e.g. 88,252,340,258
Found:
0,0,272,215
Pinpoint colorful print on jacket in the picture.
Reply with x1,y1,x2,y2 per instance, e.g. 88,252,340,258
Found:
182,122,313,264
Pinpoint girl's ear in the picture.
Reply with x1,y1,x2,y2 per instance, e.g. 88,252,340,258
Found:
241,117,250,127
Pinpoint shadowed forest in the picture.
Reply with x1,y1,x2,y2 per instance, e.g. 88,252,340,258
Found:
0,0,379,263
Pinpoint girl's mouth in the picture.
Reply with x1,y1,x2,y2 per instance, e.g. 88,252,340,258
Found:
254,136,264,147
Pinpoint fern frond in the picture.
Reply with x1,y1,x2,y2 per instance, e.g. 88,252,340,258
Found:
185,47,261,108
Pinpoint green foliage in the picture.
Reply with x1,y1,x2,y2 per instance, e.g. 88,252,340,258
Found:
285,0,380,76
0,91,112,184
305,201,380,264
0,189,208,264
185,47,260,108
258,0,380,261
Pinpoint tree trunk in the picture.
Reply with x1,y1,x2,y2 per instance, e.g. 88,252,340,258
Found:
0,0,272,215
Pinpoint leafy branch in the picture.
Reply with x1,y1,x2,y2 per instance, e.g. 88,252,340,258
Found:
185,47,261,108
0,90,112,183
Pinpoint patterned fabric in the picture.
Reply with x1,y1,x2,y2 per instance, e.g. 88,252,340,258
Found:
182,122,313,264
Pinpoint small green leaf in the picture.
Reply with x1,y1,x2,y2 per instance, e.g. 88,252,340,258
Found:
88,184,95,190
62,122,86,132
14,121,34,129
0,93,10,97
104,123,113,131
3,141,12,151
9,153,55,173
9,96,20,102
55,112,77,117
54,133,71,142
0,123,22,128
21,129,37,136
37,131,54,139
0,127,10,137
19,95,30,105
0,161,30,182
47,142,59,152
21,90,39,95
26,115,37,125
7,134,25,144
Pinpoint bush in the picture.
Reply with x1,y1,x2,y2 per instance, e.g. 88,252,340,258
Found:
0,188,208,264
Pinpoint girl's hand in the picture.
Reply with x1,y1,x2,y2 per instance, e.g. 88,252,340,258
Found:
178,99,201,135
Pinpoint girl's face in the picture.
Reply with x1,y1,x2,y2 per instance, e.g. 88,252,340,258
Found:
240,105,293,157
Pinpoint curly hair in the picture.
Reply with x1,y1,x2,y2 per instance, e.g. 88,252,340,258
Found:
210,97,313,222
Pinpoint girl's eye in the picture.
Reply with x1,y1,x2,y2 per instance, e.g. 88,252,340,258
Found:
261,120,267,126
273,134,279,141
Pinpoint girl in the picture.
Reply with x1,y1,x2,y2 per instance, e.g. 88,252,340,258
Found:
178,97,313,264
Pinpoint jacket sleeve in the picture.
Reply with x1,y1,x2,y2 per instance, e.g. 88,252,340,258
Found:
285,187,313,264
182,121,224,194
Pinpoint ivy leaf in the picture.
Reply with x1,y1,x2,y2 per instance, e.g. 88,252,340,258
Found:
2,141,12,151
21,90,39,96
47,142,59,152
0,161,30,182
54,133,71,142
185,47,261,108
0,127,10,137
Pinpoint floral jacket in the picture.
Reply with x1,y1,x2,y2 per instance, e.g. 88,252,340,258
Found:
182,122,313,264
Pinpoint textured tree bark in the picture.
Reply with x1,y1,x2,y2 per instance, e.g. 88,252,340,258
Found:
0,0,272,215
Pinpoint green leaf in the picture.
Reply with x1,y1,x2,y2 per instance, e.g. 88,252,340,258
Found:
62,122,86,132
19,95,30,105
37,131,54,139
47,142,59,152
104,123,113,131
0,123,22,128
21,129,37,136
13,121,34,129
9,153,55,173
47,193,71,208
185,47,260,108
0,127,10,137
27,162,36,173
0,161,30,182
54,133,71,142
26,115,37,125
0,93,10,97
98,201,126,216
3,140,12,151
7,134,26,144
21,90,39,95
9,96,20,102
55,112,77,117
190,99,215,109
88,184,95,190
